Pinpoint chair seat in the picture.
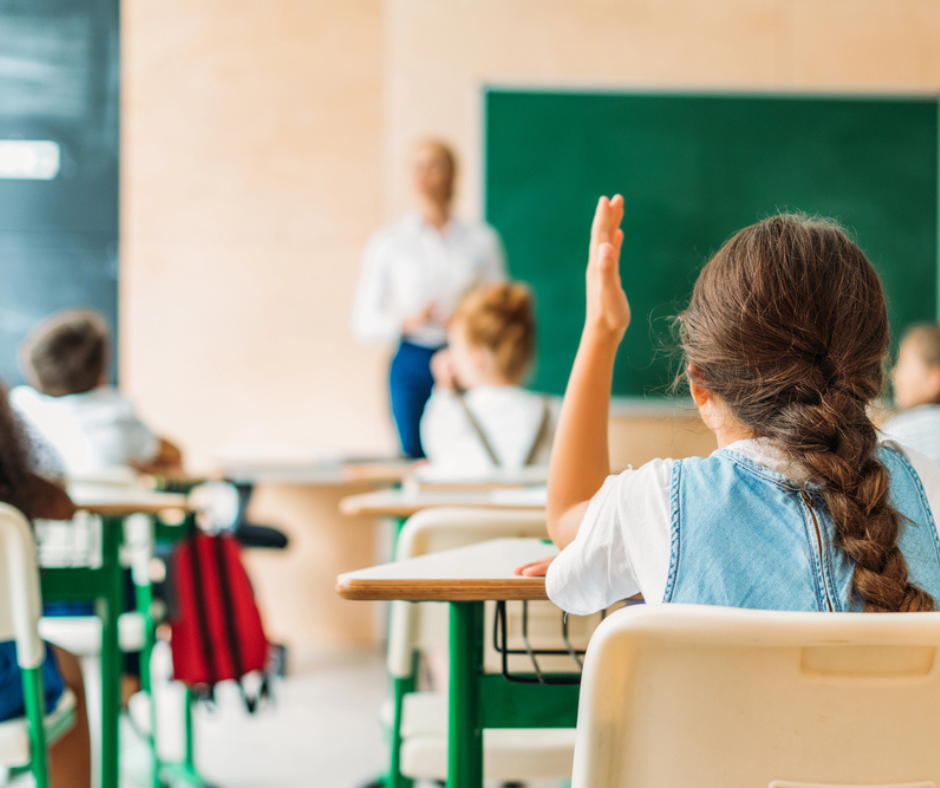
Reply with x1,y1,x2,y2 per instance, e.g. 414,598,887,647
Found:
39,612,146,657
0,688,76,767
398,691,575,781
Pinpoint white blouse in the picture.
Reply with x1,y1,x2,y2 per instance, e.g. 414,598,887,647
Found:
546,439,940,616
882,405,940,467
11,385,160,477
351,213,507,348
420,386,559,475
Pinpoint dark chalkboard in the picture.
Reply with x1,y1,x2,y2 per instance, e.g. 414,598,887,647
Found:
0,0,119,386
485,90,939,398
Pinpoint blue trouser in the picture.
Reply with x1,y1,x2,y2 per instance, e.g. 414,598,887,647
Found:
389,340,439,458
0,641,64,721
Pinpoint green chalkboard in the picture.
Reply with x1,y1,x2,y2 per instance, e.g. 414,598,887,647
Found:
485,90,939,399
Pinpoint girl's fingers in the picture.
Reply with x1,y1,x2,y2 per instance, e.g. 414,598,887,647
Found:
590,197,608,259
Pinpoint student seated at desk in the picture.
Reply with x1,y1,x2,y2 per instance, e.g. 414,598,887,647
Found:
0,381,90,787
420,282,557,474
520,199,940,619
882,323,940,465
11,309,182,478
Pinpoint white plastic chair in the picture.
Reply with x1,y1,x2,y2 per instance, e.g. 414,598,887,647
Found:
0,503,76,787
386,507,603,785
572,603,940,788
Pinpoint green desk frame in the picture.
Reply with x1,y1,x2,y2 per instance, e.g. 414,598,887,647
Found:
41,510,214,788
40,515,126,788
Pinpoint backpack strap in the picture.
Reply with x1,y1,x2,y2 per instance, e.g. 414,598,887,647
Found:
522,398,552,467
211,535,270,714
186,536,219,690
212,536,245,678
454,390,501,467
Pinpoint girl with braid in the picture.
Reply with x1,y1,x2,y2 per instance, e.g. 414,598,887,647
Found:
518,197,940,616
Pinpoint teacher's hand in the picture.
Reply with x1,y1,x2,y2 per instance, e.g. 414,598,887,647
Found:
402,303,436,336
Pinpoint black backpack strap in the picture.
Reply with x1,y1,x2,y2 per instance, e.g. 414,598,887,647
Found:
211,535,270,714
523,398,552,467
212,536,245,680
455,390,501,467
187,536,219,690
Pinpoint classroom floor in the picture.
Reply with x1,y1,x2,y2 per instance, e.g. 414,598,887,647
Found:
8,644,568,787
123,646,390,787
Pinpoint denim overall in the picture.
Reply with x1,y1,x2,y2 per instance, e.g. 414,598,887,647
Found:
663,446,940,610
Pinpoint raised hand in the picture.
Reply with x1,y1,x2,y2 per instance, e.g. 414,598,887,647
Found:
585,195,629,341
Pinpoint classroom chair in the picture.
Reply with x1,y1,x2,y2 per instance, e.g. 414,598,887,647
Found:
0,503,77,787
385,507,602,787
572,603,940,788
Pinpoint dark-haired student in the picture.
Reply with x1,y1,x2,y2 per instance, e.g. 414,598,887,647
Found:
0,377,90,788
11,309,182,477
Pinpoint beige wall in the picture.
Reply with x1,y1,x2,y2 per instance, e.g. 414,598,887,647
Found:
122,0,940,471
121,0,391,469
121,1,940,645
385,0,940,223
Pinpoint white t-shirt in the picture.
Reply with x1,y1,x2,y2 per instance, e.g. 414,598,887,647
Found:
882,406,940,467
11,385,160,477
546,438,940,616
420,386,558,474
351,213,507,347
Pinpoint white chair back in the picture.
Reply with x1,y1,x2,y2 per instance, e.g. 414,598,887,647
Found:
572,604,940,788
0,504,45,670
388,507,602,679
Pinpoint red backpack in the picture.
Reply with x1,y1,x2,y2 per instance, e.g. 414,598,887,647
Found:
168,531,271,710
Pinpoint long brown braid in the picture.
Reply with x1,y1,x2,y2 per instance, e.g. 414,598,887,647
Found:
681,214,935,612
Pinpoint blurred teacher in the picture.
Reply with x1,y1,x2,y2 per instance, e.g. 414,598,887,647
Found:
352,140,506,457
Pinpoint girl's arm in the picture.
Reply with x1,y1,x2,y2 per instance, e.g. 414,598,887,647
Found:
546,195,629,549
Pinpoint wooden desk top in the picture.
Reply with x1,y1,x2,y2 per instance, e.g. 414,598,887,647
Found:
336,537,556,601
216,454,417,486
339,486,548,518
407,465,550,490
68,484,190,516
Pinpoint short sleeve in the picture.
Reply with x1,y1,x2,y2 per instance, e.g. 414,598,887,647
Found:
118,413,160,464
546,458,674,615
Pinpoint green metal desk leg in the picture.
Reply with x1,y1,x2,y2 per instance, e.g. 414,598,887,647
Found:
131,519,160,788
22,665,49,788
99,515,124,788
387,672,415,788
447,602,484,788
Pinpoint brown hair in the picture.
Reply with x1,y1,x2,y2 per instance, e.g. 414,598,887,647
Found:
0,377,52,520
21,309,109,397
454,282,535,384
681,213,934,613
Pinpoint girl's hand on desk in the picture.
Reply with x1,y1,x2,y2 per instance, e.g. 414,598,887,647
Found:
515,555,555,577
584,195,629,343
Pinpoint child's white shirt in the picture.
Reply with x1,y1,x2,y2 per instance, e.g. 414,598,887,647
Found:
547,438,940,616
10,385,160,477
420,385,558,475
882,405,940,467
